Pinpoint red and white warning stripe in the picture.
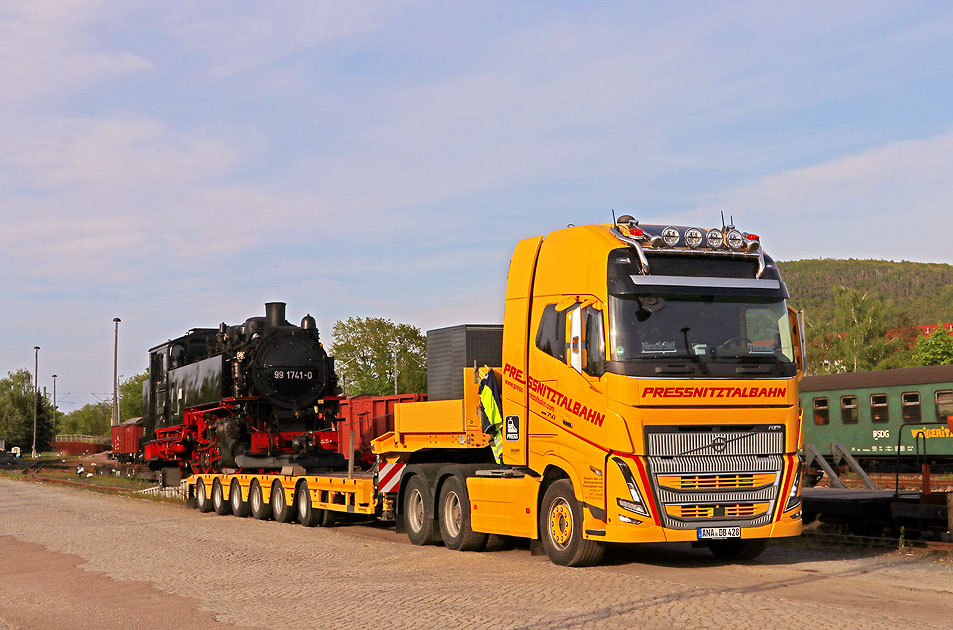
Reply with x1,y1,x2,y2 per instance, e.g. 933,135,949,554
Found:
377,462,405,494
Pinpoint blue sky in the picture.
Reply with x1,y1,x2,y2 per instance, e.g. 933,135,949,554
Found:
3,1,953,411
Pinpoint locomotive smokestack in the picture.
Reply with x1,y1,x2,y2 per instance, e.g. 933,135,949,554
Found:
265,302,286,327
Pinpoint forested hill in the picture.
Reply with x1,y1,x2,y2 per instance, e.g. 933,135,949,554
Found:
778,259,953,326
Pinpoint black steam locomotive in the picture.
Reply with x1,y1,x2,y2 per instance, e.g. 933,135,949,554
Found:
143,302,344,474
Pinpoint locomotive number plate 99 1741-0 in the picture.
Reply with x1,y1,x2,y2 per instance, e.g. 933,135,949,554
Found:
697,527,741,540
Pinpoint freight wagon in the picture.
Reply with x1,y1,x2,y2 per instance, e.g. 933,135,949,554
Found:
111,418,145,463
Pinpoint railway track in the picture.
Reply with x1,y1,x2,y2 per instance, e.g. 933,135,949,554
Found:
799,530,953,553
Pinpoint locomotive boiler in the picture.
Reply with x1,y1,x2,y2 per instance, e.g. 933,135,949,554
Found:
143,302,344,474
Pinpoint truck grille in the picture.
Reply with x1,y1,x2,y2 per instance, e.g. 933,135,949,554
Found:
666,502,770,520
646,427,784,457
645,426,785,529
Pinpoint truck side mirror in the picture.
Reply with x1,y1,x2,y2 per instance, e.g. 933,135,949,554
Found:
787,306,808,376
583,305,606,377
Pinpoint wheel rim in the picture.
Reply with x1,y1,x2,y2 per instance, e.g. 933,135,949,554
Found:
548,498,573,550
407,488,425,533
273,485,285,511
231,484,241,510
443,490,462,538
213,483,222,508
298,486,309,520
250,485,261,512
197,481,206,504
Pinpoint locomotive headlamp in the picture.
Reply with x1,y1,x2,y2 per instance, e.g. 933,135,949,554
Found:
726,229,744,250
706,228,724,249
684,227,704,248
661,226,680,247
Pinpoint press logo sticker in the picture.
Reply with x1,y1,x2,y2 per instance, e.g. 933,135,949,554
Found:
505,415,520,441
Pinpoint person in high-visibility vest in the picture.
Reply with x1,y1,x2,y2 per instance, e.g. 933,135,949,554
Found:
477,366,504,464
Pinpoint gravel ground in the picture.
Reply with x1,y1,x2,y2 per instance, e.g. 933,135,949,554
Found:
2,476,953,629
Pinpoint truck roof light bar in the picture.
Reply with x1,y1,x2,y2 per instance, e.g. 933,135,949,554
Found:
610,221,768,279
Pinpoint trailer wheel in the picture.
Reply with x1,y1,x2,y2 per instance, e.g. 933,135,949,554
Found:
707,539,768,561
539,480,604,567
296,482,326,527
229,480,250,517
403,475,438,545
249,480,272,520
271,480,295,523
196,479,213,513
319,509,337,527
212,479,231,516
438,475,487,551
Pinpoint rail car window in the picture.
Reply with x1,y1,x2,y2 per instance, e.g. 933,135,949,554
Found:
840,395,858,424
935,390,953,421
536,304,567,362
902,392,921,423
813,397,829,425
870,394,889,424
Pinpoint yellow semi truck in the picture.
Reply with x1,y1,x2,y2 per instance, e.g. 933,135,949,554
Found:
185,217,806,566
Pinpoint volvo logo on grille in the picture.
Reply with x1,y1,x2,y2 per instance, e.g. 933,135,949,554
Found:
711,436,728,453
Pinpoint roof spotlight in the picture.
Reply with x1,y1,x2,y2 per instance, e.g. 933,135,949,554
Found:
726,229,744,250
661,226,680,247
706,228,724,249
684,227,703,248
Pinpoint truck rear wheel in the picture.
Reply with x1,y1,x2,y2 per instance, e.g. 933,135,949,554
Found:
438,475,487,551
271,480,295,523
707,539,768,561
196,479,213,513
403,475,438,545
230,480,250,517
249,480,271,520
296,482,326,527
212,479,231,516
540,480,604,567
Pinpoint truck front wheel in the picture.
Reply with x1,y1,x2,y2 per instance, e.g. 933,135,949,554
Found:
438,475,487,551
403,475,438,545
540,480,604,567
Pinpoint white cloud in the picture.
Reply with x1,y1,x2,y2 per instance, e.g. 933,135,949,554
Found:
688,130,953,262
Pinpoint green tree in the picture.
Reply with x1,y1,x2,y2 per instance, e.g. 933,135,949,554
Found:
119,370,149,421
827,287,902,373
330,317,426,396
61,402,111,436
914,325,953,366
0,369,54,451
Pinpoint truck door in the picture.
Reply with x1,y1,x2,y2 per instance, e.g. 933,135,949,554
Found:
528,298,608,509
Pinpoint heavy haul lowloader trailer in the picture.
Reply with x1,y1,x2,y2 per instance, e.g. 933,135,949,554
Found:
184,217,807,566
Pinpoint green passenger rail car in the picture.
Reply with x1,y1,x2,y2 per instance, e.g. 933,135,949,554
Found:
800,365,953,470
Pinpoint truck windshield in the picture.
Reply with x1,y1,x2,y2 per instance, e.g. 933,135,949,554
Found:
607,295,796,378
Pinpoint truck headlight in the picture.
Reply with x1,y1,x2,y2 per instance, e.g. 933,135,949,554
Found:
612,457,649,517
785,455,803,511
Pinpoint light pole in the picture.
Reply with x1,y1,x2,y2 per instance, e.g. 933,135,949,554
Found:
389,342,399,395
112,318,121,427
51,374,58,444
32,346,39,459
